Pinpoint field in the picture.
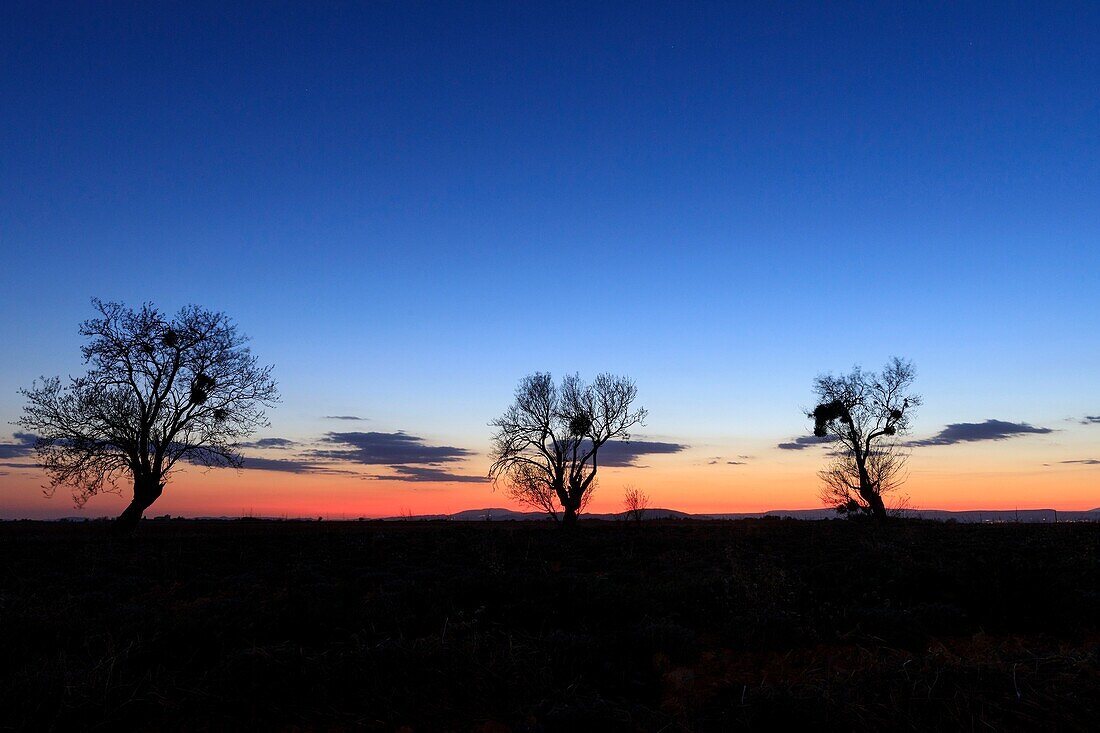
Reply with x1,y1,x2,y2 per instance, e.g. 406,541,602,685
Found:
1,519,1098,731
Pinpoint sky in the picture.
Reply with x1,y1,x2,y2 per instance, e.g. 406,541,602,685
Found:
1,1,1098,518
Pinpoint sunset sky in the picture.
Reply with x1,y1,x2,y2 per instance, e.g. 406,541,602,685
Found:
1,2,1098,518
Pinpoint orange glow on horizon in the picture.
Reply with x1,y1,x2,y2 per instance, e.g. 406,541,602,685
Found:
1,455,1096,519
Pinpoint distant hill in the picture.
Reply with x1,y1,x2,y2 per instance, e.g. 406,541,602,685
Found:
382,507,1100,523
404,508,696,522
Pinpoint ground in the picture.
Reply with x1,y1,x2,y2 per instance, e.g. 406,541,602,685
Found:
1,518,1098,731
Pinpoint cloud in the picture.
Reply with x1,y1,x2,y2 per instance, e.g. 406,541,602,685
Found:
910,419,1053,447
595,439,688,467
311,432,485,482
1083,416,1100,425
313,432,474,465
1061,459,1100,465
0,432,37,459
323,415,368,421
183,430,481,483
374,465,487,483
727,461,747,465
0,461,36,469
776,435,836,451
237,437,297,450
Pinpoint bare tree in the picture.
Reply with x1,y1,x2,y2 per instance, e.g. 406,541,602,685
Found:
807,357,920,521
19,299,279,535
488,373,646,528
623,485,650,523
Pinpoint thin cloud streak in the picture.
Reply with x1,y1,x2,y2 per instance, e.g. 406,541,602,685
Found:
237,456,356,474
238,437,298,449
776,435,835,451
376,465,487,483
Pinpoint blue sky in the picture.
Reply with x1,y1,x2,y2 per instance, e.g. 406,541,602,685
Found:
2,2,1098,514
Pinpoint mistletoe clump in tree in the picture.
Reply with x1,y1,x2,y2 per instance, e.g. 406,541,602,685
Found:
19,299,279,535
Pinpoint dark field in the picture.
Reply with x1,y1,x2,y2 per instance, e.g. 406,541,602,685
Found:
1,519,1098,731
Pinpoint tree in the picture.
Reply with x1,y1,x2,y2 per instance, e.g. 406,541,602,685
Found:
488,373,646,528
623,485,650,523
806,357,920,521
19,299,279,535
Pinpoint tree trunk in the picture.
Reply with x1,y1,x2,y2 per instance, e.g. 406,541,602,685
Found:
111,475,163,537
856,459,887,521
561,504,579,529
864,490,887,521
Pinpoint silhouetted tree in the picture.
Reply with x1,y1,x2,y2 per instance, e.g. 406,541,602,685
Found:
807,357,920,521
489,373,646,528
19,299,279,535
623,485,650,523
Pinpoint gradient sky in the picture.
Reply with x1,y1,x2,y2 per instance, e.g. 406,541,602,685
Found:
2,1,1098,518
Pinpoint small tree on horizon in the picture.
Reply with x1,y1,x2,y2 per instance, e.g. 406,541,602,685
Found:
623,485,650,523
807,357,921,521
19,299,279,535
488,372,646,528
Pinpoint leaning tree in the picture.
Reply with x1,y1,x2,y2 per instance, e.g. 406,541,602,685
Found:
806,357,921,521
489,372,646,528
19,299,279,535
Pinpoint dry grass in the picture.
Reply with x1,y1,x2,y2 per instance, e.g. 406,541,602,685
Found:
0,518,1097,731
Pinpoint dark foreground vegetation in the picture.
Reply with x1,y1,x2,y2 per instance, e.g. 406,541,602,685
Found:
1,519,1098,731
